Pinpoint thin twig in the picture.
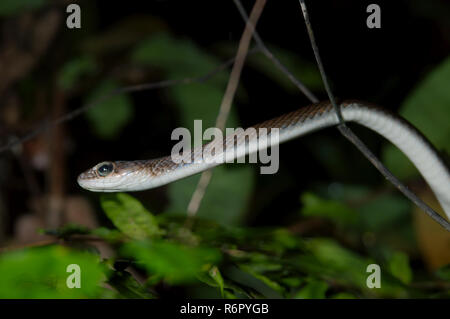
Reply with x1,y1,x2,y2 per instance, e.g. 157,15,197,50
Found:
186,0,267,217
297,0,450,231
0,47,261,155
297,0,342,121
233,0,319,103
338,125,450,231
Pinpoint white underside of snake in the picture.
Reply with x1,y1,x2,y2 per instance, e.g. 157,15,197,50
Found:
77,100,450,220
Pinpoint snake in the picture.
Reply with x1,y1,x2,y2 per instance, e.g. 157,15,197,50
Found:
77,100,450,219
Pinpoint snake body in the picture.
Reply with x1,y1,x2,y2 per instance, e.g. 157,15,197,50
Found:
77,100,450,219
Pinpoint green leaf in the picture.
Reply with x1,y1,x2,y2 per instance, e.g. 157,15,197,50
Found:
108,270,155,299
435,264,450,281
0,246,107,298
300,192,358,226
239,264,285,295
387,251,412,284
294,279,328,299
131,33,226,83
208,266,225,297
100,193,162,240
299,238,408,297
165,165,254,226
383,56,450,179
358,193,411,232
0,0,46,16
121,241,221,284
58,56,97,91
85,80,134,139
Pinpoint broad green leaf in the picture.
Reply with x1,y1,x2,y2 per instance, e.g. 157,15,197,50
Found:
300,192,358,226
100,193,162,239
0,0,45,16
165,165,254,226
0,246,106,298
387,251,412,284
58,56,97,90
85,80,134,139
294,279,328,299
121,241,221,284
382,56,450,179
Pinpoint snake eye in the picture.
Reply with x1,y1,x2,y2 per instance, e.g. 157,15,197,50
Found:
97,162,114,177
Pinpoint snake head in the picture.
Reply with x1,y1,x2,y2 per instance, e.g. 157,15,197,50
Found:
77,161,120,192
77,160,151,192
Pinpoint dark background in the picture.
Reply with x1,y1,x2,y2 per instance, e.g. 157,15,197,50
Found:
1,0,449,238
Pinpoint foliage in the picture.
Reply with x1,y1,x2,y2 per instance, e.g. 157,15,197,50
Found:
0,246,107,298
1,192,447,298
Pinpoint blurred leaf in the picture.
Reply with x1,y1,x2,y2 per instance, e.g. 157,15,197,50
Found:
100,193,162,240
85,80,134,139
91,227,124,242
301,238,408,297
238,264,285,295
387,251,412,284
0,0,45,16
435,264,450,281
0,246,106,298
294,278,328,299
165,165,254,226
307,238,368,283
208,266,225,297
300,192,358,226
383,56,450,179
170,83,238,134
358,193,411,232
197,270,250,299
58,56,97,90
197,265,225,297
131,32,227,83
82,16,167,54
218,42,323,92
121,241,221,284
